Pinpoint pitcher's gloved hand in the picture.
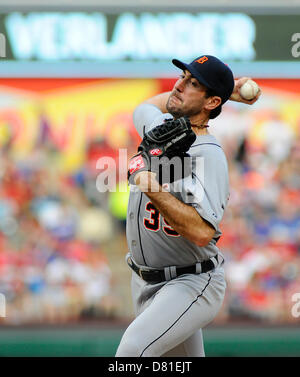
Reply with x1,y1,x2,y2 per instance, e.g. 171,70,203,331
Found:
128,116,196,186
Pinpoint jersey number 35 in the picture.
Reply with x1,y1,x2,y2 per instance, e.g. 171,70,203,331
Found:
144,202,180,237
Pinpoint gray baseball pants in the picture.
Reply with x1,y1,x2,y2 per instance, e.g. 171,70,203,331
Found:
116,265,226,357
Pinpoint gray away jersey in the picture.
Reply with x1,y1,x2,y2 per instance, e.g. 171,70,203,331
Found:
126,104,229,268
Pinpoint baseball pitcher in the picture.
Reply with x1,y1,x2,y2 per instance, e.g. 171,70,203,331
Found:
116,55,261,357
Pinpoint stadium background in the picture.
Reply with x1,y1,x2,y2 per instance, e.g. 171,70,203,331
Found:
0,0,299,356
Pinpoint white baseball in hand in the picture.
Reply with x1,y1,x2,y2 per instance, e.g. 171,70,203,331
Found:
240,79,260,100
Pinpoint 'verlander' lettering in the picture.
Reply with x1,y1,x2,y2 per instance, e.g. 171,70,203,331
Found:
5,12,256,61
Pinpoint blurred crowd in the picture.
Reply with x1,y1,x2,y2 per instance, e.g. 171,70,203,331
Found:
216,111,300,323
0,103,299,325
0,138,130,324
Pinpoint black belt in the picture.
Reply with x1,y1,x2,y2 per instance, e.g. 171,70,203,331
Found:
127,255,222,284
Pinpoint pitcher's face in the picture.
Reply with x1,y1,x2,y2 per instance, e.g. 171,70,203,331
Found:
166,70,208,118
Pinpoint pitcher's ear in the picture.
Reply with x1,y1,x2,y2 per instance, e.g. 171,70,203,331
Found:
204,96,222,111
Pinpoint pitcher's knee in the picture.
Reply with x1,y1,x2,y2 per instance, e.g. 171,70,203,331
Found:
116,331,162,357
115,333,143,357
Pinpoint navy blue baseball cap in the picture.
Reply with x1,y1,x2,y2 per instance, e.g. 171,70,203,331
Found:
172,55,234,105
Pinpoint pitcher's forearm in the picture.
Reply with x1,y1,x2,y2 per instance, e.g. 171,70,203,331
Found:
146,190,214,247
134,172,215,246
